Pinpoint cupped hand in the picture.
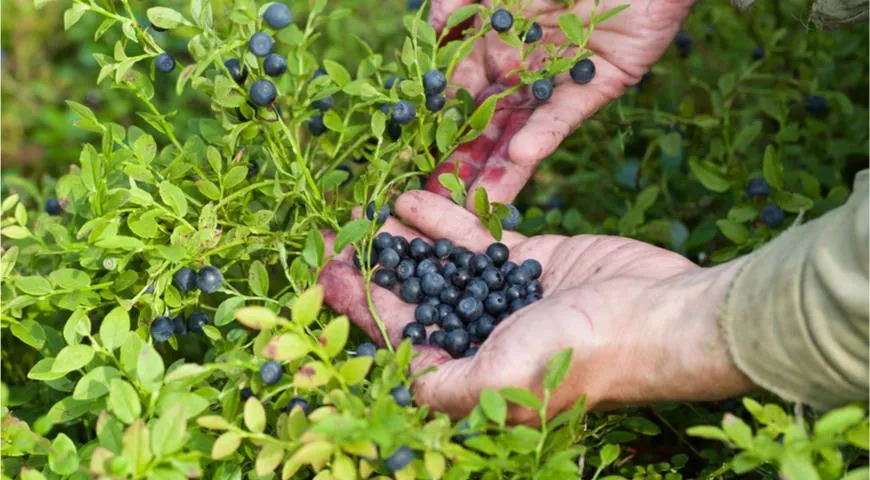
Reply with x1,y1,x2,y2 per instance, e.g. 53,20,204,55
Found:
319,191,752,423
424,0,695,207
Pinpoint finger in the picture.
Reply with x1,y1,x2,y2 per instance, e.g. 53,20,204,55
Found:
429,0,478,33
350,207,429,242
446,42,488,101
410,352,477,418
395,190,526,250
321,229,354,264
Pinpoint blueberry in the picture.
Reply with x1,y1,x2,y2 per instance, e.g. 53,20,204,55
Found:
356,342,377,357
174,267,197,292
285,396,310,414
378,248,401,269
373,269,398,289
144,283,155,294
451,421,480,443
264,3,292,29
379,103,392,115
336,164,353,187
150,23,167,33
409,238,432,260
408,0,424,9
759,204,784,227
485,242,509,266
425,94,446,112
491,9,513,32
509,298,526,313
531,78,554,102
389,385,412,407
196,266,223,293
480,267,504,290
674,31,692,57
457,297,483,322
526,279,542,296
465,279,489,301
188,310,209,333
421,272,446,296
484,292,508,315
451,269,472,289
247,161,260,180
474,315,496,339
415,304,438,326
439,285,461,306
263,53,287,77
463,347,479,357
752,46,765,60
523,21,542,43
467,320,480,341
433,239,453,259
454,250,473,269
440,262,458,279
248,32,273,57
155,53,176,73
806,95,828,117
384,445,414,472
400,277,424,303
45,197,63,215
425,296,441,306
569,58,596,85
391,236,410,257
469,254,493,275
308,115,326,136
441,313,463,331
396,259,416,280
392,100,417,125
416,258,439,277
521,259,542,279
374,232,394,250
353,249,377,270
150,316,174,342
525,292,542,303
507,267,530,285
450,246,470,261
501,204,522,230
366,202,390,224
499,261,518,276
422,70,447,96
240,387,254,401
444,329,471,358
504,284,524,301
249,79,277,106
384,75,402,89
224,58,249,85
747,177,770,197
402,322,426,344
312,95,335,111
429,330,447,347
260,360,283,384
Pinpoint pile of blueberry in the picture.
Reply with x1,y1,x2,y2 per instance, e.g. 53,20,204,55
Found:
358,232,543,358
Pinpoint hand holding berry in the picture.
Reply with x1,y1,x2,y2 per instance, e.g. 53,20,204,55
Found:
319,190,754,423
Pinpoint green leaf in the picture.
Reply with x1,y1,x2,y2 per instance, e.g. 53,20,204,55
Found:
843,468,870,480
762,145,784,190
339,356,372,385
722,413,753,449
53,344,95,374
212,432,241,459
264,333,309,361
480,389,507,426
689,157,731,192
73,366,121,400
323,59,351,87
158,181,188,218
780,453,820,480
635,185,660,211
322,316,349,357
335,219,371,253
446,4,481,29
473,187,490,217
293,286,323,327
622,416,661,436
10,319,45,350
815,405,865,437
16,275,53,296
302,229,325,267
108,378,141,424
63,3,87,30
544,348,573,390
599,444,620,466
248,260,269,297
716,219,749,244
436,114,459,154
215,297,245,326
146,7,190,29
504,426,542,454
558,13,585,44
595,4,630,24
235,306,278,330
244,397,267,434
122,420,152,476
152,405,188,456
733,120,762,151
469,96,496,131
2,225,31,239
438,173,466,205
499,387,543,410
776,191,814,213
256,444,285,476
48,433,78,475
100,306,130,351
137,343,165,392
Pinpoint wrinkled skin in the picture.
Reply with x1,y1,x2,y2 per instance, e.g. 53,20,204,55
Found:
320,191,753,423
424,0,696,207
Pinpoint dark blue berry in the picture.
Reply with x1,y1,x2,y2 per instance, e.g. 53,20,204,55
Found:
422,70,447,96
747,177,770,197
806,95,828,117
248,32,273,57
155,53,175,73
400,277,424,303
429,330,447,347
433,239,453,259
485,242,509,266
224,58,248,85
378,248,401,269
392,100,417,125
501,204,521,230
569,59,596,85
425,296,441,306
356,342,377,357
507,267,530,285
285,396,310,414
481,267,504,290
509,298,526,313
500,261,518,276
263,53,287,77
249,79,277,106
441,313,463,331
379,103,392,114
436,302,452,318
353,249,377,270
408,238,431,260
373,269,398,289
336,164,353,187
151,316,174,342
463,347,479,357
196,266,223,293
391,236,409,257
260,360,283,384
504,284,524,301
396,259,416,280
385,75,402,89
521,259,542,279
465,279,489,301
308,115,326,136
469,254,493,275
526,279,542,296
439,285,461,306
415,304,438,326
525,292,542,304
240,387,254,400
454,250,473,269
467,320,480,341
388,121,401,140
416,258,439,277
421,272,446,296
444,329,471,358
440,262,458,279
426,94,446,112
366,202,390,224
264,3,292,29
674,31,692,57
408,0,424,9
451,269,472,289
188,310,208,333
457,297,484,322
523,21,542,43
491,9,513,32
402,322,426,344
45,197,63,215
374,232,393,250
247,161,260,180
389,385,412,407
312,95,335,111
474,315,496,339
484,292,508,315
384,445,414,472
752,46,765,60
311,68,326,80
531,78,554,101
759,204,784,228
174,267,197,292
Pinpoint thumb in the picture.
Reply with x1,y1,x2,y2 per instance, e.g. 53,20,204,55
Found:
410,348,479,419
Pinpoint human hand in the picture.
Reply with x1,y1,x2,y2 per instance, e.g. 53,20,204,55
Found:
424,0,696,207
319,191,753,423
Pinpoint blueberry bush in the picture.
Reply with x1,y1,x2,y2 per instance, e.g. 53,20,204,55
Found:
1,0,868,479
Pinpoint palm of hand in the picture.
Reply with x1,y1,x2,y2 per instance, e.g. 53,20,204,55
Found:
320,190,698,421
425,0,695,206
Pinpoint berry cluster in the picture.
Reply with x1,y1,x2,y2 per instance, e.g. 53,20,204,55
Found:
745,177,784,228
173,265,224,294
358,232,543,358
150,265,224,341
150,310,210,343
